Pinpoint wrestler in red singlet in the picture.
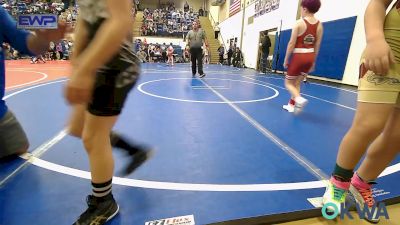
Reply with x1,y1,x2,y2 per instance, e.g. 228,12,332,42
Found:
282,0,323,113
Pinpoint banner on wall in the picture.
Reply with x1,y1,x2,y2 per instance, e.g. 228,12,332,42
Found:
254,0,280,18
229,0,241,17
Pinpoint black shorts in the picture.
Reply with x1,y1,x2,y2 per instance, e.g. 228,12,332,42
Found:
87,46,141,117
84,19,141,116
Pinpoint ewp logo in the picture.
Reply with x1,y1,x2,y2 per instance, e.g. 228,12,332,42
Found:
17,14,58,29
322,202,389,221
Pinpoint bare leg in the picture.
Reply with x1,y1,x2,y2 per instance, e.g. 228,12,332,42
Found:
336,102,394,170
68,104,86,137
285,78,300,99
82,112,118,183
357,107,400,181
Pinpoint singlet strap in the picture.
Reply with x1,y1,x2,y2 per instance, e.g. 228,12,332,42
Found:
303,18,320,26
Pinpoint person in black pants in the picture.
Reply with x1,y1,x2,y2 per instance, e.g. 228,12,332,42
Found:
214,22,220,39
186,21,209,78
217,44,225,64
227,45,234,66
260,33,271,73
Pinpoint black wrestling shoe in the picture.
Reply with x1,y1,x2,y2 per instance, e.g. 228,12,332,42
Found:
122,146,153,176
73,194,119,225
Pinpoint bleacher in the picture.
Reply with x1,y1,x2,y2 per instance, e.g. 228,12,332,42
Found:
140,3,199,38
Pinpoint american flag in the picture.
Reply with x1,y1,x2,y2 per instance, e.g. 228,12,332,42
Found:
229,0,241,17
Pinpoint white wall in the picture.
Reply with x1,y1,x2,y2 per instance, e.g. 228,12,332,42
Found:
218,11,243,49
207,0,230,22
209,5,220,24
240,0,299,69
340,1,369,86
217,0,371,86
317,0,366,22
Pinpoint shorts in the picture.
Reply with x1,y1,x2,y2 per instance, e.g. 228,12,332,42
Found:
83,20,141,116
0,110,29,158
88,46,141,116
357,1,400,106
358,62,400,107
286,52,315,80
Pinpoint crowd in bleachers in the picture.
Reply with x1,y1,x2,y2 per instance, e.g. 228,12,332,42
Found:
133,38,220,65
140,1,202,37
3,39,73,62
1,0,230,65
1,0,77,23
134,39,189,64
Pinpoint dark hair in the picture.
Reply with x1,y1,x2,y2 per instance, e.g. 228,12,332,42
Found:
301,0,321,13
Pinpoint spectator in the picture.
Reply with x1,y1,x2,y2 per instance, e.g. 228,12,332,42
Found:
217,44,224,64
198,7,204,16
203,43,210,64
183,45,190,63
167,43,174,66
135,0,140,11
260,33,271,73
161,43,167,62
232,47,243,68
138,48,147,63
227,44,234,66
184,1,189,12
214,22,220,39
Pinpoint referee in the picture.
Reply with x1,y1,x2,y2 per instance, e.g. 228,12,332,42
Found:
186,21,208,78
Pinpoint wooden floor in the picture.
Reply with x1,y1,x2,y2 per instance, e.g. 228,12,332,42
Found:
279,203,400,225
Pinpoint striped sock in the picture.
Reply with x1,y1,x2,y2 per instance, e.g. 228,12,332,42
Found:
92,179,112,199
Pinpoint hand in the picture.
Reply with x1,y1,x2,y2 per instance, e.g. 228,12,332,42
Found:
64,66,95,105
35,22,71,43
363,38,396,75
28,22,71,55
283,60,289,69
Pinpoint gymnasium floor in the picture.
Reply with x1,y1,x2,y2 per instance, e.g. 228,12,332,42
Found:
0,61,399,225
